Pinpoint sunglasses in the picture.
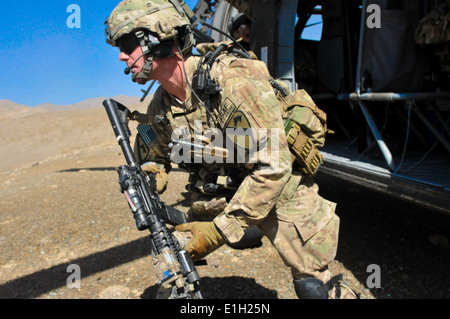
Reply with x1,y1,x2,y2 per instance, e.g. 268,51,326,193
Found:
117,34,140,55
117,32,173,58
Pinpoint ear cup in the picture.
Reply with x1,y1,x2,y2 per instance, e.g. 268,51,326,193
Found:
151,39,175,58
147,32,174,58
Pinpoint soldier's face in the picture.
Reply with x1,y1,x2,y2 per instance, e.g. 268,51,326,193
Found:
119,45,147,83
234,24,251,43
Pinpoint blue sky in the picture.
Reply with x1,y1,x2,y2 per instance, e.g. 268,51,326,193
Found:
0,0,198,106
0,1,321,107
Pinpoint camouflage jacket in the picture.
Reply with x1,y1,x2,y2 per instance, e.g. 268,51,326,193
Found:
139,42,299,243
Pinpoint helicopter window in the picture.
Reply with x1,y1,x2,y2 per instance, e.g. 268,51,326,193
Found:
300,7,323,41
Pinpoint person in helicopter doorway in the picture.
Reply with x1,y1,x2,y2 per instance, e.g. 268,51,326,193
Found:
228,12,252,50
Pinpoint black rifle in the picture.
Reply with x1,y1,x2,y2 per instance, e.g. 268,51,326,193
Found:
103,98,202,299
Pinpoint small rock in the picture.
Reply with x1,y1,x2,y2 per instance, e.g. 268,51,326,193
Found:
98,285,132,299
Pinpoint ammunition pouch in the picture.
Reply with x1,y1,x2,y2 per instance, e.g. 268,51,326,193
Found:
285,119,324,175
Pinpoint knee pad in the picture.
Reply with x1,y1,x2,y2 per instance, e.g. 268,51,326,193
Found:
294,277,329,299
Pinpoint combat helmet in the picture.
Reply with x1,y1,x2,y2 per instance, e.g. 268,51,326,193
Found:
105,0,195,82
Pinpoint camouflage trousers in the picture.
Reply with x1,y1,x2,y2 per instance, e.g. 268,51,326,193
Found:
257,179,356,299
184,177,357,299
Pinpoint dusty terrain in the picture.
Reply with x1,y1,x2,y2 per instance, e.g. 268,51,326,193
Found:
0,97,449,300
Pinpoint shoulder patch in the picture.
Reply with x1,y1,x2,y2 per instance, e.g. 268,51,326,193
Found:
224,106,255,150
226,110,251,130
217,96,238,128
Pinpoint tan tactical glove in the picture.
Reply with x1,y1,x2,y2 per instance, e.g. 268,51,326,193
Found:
141,162,168,194
175,222,226,260
191,197,228,218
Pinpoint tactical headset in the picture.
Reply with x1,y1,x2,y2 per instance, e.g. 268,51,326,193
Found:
122,30,175,78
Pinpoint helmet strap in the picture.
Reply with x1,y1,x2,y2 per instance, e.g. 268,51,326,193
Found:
130,30,153,84
135,30,151,55
132,55,154,83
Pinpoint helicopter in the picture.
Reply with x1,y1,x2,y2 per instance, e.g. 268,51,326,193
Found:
186,0,450,214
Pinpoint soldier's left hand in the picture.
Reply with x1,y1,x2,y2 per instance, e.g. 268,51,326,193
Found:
129,110,147,123
141,162,168,194
175,222,226,260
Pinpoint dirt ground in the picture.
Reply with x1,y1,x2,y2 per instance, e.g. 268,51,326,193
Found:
1,98,449,300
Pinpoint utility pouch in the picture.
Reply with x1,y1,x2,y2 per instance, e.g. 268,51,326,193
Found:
285,119,324,175
276,87,330,175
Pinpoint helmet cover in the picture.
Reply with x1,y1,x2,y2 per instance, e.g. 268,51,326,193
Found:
105,0,191,46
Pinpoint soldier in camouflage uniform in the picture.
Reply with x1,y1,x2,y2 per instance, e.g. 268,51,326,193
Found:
105,0,356,299
415,0,450,73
